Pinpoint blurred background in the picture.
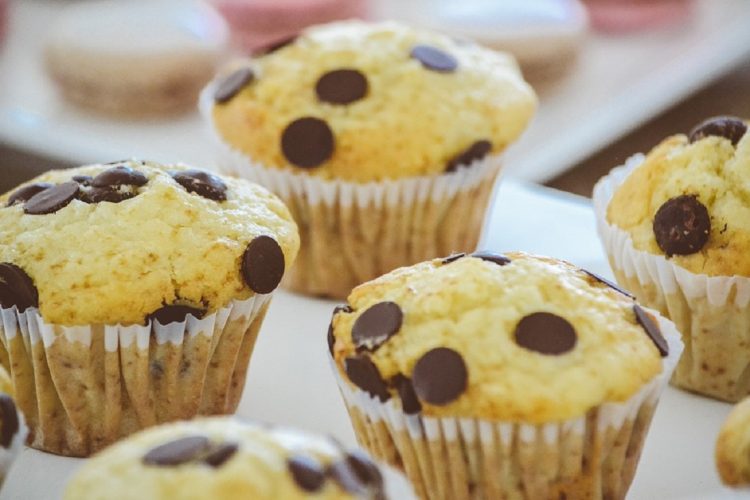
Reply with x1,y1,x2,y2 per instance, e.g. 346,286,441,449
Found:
1,0,749,196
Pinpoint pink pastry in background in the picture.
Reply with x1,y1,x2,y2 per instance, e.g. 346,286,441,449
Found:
212,0,365,53
583,0,694,32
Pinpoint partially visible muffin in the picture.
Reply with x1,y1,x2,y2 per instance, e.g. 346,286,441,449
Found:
329,251,682,499
0,160,299,456
65,417,408,499
204,20,536,298
594,115,750,402
0,365,25,485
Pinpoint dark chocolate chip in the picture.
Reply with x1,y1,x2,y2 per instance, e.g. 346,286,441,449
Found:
346,451,383,489
0,395,19,448
412,347,467,406
288,455,326,492
214,68,255,104
23,182,79,215
71,175,93,186
514,312,577,355
0,263,39,312
257,35,297,55
329,452,382,496
634,305,668,357
143,435,211,466
441,253,466,265
91,166,148,188
581,269,634,299
316,69,368,105
472,251,511,266
172,170,228,201
203,442,238,467
148,305,206,325
352,301,403,352
344,355,390,402
653,194,711,256
328,305,352,357
242,235,285,294
6,183,54,207
391,374,421,414
82,186,135,204
446,140,492,172
410,45,458,73
281,117,335,168
689,116,747,146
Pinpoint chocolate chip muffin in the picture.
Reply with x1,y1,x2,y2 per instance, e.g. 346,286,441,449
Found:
65,417,410,499
0,365,27,486
328,251,683,500
201,20,536,298
0,160,299,456
716,395,750,487
593,116,750,402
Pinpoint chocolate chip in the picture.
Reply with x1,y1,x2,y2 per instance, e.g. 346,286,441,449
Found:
281,117,335,168
472,251,511,266
581,269,634,299
514,312,577,355
143,436,211,466
412,347,467,406
71,175,93,186
23,182,79,215
6,183,54,207
203,442,238,467
214,68,255,104
689,116,747,146
328,305,352,357
242,235,285,294
352,302,403,352
91,166,148,188
446,140,492,172
0,263,39,312
0,395,19,448
257,35,297,55
441,253,466,265
316,69,368,105
634,305,668,357
391,374,421,414
329,452,383,495
288,455,326,492
148,305,206,325
172,170,228,201
410,45,458,73
82,186,134,204
344,355,390,401
653,194,711,256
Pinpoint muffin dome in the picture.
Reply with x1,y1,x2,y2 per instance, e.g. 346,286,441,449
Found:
0,161,299,325
210,20,536,182
65,417,395,500
607,116,750,277
329,252,668,422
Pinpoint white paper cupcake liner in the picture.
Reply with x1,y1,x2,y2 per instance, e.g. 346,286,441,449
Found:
200,84,503,298
0,293,271,457
593,155,750,401
331,311,683,499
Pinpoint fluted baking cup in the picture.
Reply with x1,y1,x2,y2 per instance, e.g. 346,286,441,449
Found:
0,294,270,457
332,309,682,500
200,86,503,298
594,155,750,401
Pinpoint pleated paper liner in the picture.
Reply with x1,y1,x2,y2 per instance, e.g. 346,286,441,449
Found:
200,85,504,299
593,155,750,402
331,311,683,500
0,294,271,457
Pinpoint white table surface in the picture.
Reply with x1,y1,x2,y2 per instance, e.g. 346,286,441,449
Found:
2,0,750,182
0,179,741,499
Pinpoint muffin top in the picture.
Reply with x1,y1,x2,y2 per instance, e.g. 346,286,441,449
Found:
607,116,750,277
210,20,536,182
716,396,750,486
329,252,669,423
0,161,299,326
65,417,391,500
